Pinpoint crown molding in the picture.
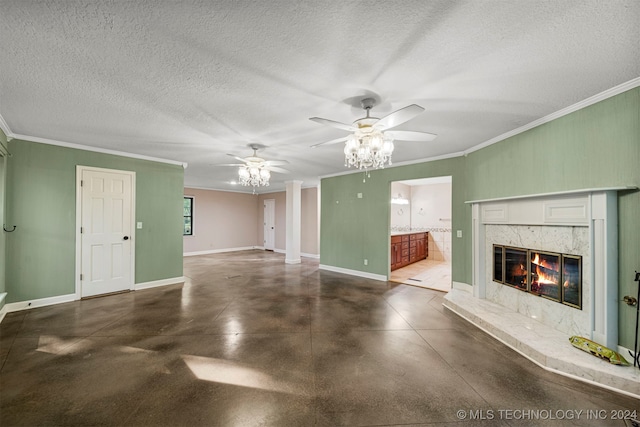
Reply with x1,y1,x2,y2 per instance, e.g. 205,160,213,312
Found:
0,112,13,139
10,133,188,168
464,76,640,155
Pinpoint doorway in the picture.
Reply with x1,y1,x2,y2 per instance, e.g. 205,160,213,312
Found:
263,199,275,251
77,166,135,298
389,176,452,292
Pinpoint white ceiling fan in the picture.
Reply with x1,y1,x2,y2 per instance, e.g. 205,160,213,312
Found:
215,143,289,188
309,97,437,149
219,144,290,173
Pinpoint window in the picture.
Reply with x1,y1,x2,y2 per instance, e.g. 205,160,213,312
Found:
183,196,193,236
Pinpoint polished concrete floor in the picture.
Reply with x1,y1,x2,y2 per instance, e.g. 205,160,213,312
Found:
1,250,638,426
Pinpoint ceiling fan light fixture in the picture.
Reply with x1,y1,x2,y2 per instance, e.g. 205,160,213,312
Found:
344,128,394,170
238,162,270,187
310,97,434,170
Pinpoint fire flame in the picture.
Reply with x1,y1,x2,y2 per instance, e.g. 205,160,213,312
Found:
531,253,558,285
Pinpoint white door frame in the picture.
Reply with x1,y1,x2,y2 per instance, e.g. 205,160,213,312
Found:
263,199,275,251
75,165,136,299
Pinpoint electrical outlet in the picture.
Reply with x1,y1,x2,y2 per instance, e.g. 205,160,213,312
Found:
137,222,143,229
364,259,368,266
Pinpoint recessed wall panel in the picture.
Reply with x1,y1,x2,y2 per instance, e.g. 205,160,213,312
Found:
91,198,104,233
112,198,124,232
111,243,123,279
91,244,104,282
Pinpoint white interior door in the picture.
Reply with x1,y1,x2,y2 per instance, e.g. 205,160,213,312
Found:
80,168,134,297
264,199,275,250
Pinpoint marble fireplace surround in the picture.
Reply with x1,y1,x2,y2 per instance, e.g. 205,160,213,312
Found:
444,187,640,398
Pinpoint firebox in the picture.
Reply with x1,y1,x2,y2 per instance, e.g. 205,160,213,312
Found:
493,244,582,309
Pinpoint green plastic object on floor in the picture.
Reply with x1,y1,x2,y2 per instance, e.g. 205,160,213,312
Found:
569,336,630,366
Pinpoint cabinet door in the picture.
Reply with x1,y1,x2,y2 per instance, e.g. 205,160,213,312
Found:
417,238,426,259
391,242,398,270
425,233,429,258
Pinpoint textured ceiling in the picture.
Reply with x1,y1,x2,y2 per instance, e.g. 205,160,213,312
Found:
1,0,639,193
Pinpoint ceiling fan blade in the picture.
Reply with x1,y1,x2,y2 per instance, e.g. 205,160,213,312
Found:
309,117,357,132
310,136,349,148
226,154,249,163
385,130,437,142
213,163,244,167
266,166,289,174
373,104,425,130
264,159,289,166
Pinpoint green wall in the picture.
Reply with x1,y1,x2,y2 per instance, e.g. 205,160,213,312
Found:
320,87,639,348
5,139,184,303
0,128,8,311
321,156,469,283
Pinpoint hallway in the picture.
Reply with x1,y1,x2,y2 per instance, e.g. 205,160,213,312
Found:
0,250,636,426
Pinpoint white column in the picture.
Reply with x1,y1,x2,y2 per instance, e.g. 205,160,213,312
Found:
591,191,618,349
285,180,302,264
471,203,485,298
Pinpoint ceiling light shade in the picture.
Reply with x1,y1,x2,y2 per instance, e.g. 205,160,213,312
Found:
344,127,394,170
238,162,270,187
391,193,410,205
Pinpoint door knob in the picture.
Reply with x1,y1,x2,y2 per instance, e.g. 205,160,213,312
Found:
123,236,129,240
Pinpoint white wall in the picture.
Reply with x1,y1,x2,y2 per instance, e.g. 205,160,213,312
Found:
258,187,319,256
390,182,411,230
183,186,319,257
410,183,452,262
183,188,259,254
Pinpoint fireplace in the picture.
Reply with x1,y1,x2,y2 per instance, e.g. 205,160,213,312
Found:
494,245,581,309
466,189,621,349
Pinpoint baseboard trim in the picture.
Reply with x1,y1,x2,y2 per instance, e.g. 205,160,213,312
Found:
0,292,7,323
270,248,319,259
0,277,186,321
452,281,473,293
4,293,77,313
319,264,387,282
135,276,185,291
183,247,258,256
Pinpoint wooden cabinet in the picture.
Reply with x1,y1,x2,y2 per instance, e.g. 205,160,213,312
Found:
391,232,428,271
390,234,409,270
391,236,400,271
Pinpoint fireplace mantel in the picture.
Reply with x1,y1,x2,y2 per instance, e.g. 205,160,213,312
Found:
465,186,635,205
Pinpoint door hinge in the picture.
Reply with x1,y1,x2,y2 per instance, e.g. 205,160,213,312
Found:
80,274,83,281
80,227,84,234
80,180,84,187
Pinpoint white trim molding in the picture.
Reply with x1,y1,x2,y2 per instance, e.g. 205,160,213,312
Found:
452,281,473,294
11,133,187,168
134,276,185,291
3,293,77,314
0,112,13,138
319,264,387,282
183,246,259,257
0,292,7,323
301,252,320,259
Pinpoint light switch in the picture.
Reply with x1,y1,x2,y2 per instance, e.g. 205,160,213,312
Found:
457,230,462,238
137,222,143,229
357,193,363,198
